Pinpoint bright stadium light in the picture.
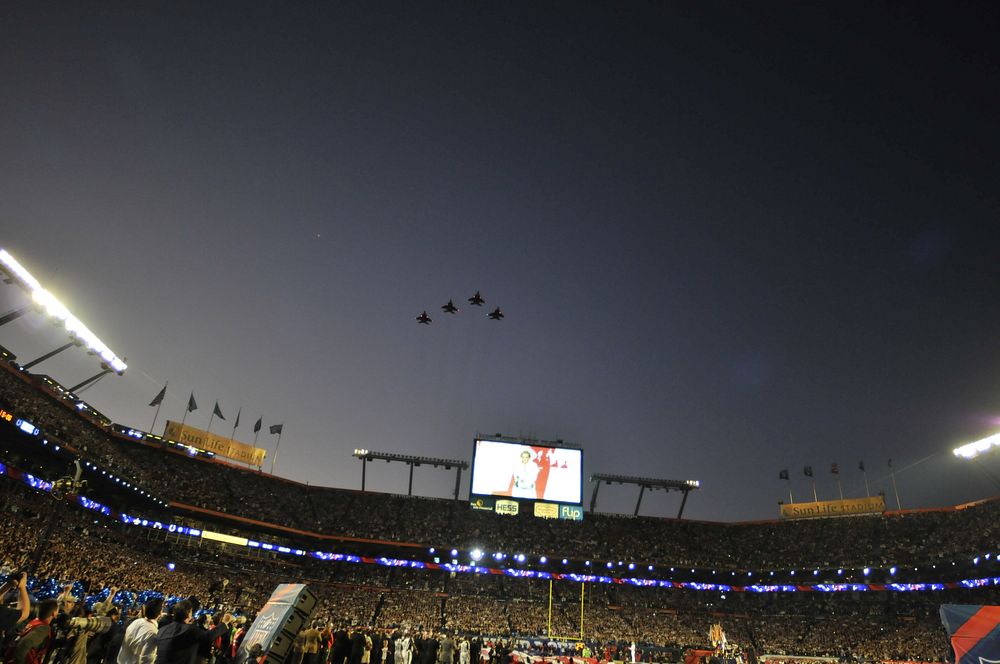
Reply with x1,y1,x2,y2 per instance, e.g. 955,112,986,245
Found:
0,248,127,374
953,432,1000,460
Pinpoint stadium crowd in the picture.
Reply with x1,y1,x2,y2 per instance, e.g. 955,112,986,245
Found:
2,363,998,663
0,473,983,663
3,364,1000,580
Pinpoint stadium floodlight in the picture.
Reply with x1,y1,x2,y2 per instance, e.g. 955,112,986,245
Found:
953,432,1000,460
590,472,701,518
352,448,469,498
0,248,127,374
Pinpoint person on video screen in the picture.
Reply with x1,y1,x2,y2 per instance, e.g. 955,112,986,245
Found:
509,449,539,498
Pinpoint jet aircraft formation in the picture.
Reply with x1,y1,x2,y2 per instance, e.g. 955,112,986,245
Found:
416,291,503,324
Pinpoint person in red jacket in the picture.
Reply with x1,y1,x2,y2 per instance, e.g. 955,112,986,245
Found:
9,599,58,664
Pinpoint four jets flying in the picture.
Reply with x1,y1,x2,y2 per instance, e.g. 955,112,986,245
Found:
416,291,503,324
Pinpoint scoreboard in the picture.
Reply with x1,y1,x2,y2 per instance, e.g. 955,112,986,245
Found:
469,438,584,520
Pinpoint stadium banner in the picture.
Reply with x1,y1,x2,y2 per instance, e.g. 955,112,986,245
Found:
534,502,560,519
559,504,584,520
470,496,496,511
779,495,885,520
163,420,267,466
495,498,520,516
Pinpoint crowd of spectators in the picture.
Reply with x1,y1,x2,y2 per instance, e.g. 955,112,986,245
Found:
4,364,1000,583
2,473,977,662
3,364,999,662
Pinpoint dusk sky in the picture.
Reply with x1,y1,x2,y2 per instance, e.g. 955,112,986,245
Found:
2,2,999,521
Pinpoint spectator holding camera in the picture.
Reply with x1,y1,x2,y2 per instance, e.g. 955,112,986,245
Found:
0,572,30,639
9,598,58,664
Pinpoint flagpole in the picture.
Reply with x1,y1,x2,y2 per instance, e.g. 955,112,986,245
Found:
230,408,241,441
786,479,793,504
181,393,192,427
150,382,167,433
207,410,216,433
863,469,870,497
270,432,283,474
151,399,163,433
811,480,818,502
837,478,844,501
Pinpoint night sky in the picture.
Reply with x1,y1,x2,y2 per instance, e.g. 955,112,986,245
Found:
2,2,999,521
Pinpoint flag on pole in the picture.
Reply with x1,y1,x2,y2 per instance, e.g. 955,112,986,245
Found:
213,401,225,420
187,393,198,412
253,417,262,434
803,466,814,477
269,423,283,435
233,408,241,430
831,463,840,475
779,469,789,480
940,604,1000,664
149,385,167,407
888,458,893,468
859,460,865,472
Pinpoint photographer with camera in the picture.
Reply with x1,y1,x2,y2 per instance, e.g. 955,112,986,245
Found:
0,573,30,641
49,587,116,664
6,598,58,664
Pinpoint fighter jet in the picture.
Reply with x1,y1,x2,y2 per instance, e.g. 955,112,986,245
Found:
468,291,485,306
487,307,504,320
442,300,459,314
416,311,432,325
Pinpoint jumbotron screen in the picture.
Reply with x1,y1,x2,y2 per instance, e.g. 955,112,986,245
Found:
470,439,583,505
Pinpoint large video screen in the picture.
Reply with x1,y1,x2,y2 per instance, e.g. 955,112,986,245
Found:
470,439,583,505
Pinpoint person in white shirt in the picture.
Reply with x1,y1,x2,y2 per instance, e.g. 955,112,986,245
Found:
510,450,539,498
117,599,162,664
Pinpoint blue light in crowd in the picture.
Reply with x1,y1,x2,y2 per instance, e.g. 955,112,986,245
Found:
450,549,458,557
890,567,897,575
429,547,435,554
167,563,175,571
16,419,39,435
863,567,871,576
470,549,483,561
539,556,547,564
